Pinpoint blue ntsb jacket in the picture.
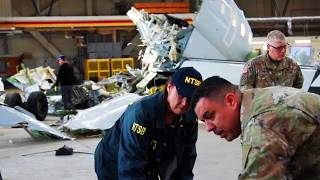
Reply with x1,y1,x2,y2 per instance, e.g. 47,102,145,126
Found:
94,92,198,180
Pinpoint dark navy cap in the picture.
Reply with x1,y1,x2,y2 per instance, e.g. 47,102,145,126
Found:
171,67,202,98
56,55,65,61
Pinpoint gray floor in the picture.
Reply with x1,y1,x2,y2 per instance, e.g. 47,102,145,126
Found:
0,117,241,180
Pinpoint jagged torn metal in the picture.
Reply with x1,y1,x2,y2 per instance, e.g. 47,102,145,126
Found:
63,93,143,131
127,7,193,72
0,104,72,140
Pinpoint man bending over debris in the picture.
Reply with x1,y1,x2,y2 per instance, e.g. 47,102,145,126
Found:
95,67,202,180
192,76,320,180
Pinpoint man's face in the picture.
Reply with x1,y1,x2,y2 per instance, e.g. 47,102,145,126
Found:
166,82,189,115
58,60,64,65
194,94,241,141
267,40,288,61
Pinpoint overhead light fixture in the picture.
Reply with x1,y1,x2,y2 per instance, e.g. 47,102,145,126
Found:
0,27,16,31
252,41,265,45
294,39,311,44
0,30,23,34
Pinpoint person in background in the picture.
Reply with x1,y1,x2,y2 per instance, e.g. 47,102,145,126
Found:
0,77,4,96
240,30,304,90
192,76,320,180
95,67,202,180
54,55,76,110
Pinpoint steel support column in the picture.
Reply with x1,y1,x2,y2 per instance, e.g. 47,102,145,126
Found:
0,0,12,17
86,0,92,16
3,36,9,54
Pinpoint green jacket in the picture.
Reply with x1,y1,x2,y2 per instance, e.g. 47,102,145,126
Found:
240,53,304,91
240,87,320,180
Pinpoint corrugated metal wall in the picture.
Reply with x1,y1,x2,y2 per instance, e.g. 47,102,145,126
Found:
0,0,12,17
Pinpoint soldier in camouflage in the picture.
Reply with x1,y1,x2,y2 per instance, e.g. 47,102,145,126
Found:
192,76,320,180
240,30,304,90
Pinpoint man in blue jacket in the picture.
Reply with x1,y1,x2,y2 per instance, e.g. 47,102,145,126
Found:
95,67,202,180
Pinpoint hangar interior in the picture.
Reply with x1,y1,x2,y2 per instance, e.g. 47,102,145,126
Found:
0,0,319,81
0,1,320,179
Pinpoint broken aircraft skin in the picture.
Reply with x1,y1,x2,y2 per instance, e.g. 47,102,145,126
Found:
0,104,72,140
126,0,252,73
127,0,318,92
62,93,143,131
6,66,56,93
127,7,194,72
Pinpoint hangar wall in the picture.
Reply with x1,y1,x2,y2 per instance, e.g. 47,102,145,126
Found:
0,33,77,69
235,0,320,17
0,0,319,76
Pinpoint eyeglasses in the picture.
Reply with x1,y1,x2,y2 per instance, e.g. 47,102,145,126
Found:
268,43,289,51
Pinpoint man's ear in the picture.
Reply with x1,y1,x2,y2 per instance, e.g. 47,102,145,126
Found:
225,92,237,108
167,80,174,92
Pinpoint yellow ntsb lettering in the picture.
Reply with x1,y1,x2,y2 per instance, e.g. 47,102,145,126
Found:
131,122,146,135
185,76,201,86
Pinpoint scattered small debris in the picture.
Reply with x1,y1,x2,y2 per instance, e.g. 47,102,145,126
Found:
21,145,93,156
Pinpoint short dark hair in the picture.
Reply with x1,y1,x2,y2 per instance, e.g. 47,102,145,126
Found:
191,76,237,109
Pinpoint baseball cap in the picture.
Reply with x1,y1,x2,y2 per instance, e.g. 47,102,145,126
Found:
171,67,202,98
56,55,65,61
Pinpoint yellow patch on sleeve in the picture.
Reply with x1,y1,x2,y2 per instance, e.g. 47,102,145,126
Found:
131,122,147,136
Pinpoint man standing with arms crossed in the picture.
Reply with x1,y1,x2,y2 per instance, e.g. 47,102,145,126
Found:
240,30,304,90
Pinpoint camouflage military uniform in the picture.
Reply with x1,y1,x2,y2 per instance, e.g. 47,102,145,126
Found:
239,86,320,180
240,53,304,90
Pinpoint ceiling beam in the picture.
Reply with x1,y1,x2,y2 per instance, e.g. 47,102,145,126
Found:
31,0,40,15
37,0,61,16
29,31,61,58
271,0,280,16
47,0,55,16
282,0,290,16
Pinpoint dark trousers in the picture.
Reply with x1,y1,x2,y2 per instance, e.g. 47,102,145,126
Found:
60,85,74,110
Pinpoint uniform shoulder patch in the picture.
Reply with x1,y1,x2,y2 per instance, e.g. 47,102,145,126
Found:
131,122,147,136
